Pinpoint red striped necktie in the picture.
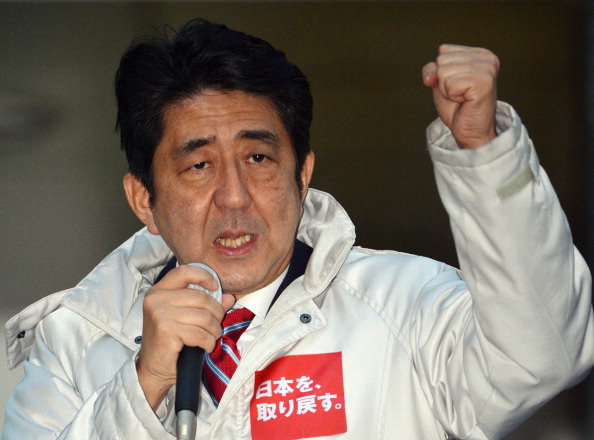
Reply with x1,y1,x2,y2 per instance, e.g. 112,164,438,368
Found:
204,308,255,406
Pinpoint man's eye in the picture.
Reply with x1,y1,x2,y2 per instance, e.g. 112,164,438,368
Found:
191,162,209,170
249,154,267,164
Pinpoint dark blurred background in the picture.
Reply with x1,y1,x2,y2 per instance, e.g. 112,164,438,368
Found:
1,1,592,438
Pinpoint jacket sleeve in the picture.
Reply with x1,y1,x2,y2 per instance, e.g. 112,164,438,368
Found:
413,101,594,439
2,314,175,440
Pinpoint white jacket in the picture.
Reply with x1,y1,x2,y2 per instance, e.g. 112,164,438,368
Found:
3,103,593,440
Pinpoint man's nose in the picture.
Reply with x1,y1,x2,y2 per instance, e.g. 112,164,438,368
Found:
213,161,251,210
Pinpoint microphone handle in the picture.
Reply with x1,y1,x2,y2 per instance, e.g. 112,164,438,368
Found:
175,345,205,440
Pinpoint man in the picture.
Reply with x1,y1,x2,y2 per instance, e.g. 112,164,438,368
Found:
3,18,593,440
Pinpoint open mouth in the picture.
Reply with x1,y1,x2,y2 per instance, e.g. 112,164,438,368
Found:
215,234,253,249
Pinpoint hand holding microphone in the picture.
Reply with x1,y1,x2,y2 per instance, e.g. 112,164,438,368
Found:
135,263,233,439
176,263,222,440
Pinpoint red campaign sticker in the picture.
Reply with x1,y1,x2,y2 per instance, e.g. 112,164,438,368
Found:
250,352,347,440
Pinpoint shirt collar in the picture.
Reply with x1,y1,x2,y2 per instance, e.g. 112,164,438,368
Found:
235,266,289,321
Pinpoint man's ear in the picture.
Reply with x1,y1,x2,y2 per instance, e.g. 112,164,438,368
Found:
299,151,315,202
123,173,159,235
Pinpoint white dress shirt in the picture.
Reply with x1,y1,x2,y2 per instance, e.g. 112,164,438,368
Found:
233,267,289,355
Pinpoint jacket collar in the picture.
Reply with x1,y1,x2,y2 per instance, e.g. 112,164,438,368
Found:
298,189,356,294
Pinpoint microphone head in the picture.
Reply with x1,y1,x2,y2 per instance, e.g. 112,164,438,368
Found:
187,263,222,303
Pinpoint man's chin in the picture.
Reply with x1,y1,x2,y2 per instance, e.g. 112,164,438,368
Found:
217,267,281,299
218,272,260,297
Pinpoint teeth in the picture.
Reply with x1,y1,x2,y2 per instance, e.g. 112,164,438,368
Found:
216,234,252,248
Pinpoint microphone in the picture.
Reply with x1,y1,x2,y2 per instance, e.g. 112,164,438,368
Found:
176,263,222,440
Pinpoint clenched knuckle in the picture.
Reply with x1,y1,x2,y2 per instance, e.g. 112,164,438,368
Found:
438,43,450,53
436,53,448,66
143,293,158,308
177,264,192,278
203,335,218,353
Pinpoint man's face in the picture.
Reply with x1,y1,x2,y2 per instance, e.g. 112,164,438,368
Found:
141,90,313,298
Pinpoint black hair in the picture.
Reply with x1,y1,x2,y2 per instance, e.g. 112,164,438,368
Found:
115,18,313,201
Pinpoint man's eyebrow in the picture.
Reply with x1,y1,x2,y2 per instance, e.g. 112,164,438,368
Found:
238,129,281,147
173,136,214,160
